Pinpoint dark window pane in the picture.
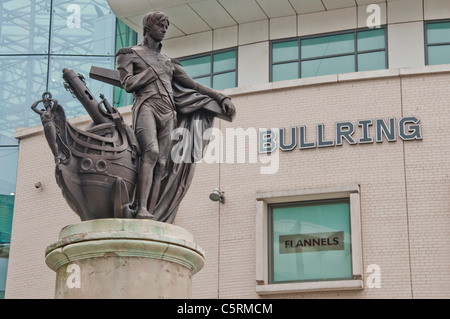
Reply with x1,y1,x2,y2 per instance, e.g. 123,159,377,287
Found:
301,55,355,78
180,56,211,78
427,22,450,45
114,19,137,108
357,28,385,51
0,194,14,299
428,45,450,65
213,50,236,73
273,40,299,63
273,62,299,82
115,19,137,51
193,76,211,87
0,194,14,240
358,51,386,71
213,71,236,90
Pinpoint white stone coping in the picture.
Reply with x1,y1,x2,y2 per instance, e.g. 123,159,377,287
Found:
256,280,364,295
255,184,360,204
222,64,450,97
45,219,205,275
15,64,450,140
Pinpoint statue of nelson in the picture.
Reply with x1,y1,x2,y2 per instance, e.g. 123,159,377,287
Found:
116,11,235,220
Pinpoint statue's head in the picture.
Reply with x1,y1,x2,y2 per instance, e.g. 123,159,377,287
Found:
142,11,169,42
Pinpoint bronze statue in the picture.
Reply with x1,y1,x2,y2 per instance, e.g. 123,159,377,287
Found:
116,11,235,220
32,11,236,223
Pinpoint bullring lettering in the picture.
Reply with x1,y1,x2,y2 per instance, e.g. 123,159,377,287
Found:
259,116,422,153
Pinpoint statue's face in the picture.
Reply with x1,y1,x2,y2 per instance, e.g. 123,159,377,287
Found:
146,19,168,42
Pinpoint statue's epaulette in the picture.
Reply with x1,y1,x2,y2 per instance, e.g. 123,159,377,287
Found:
171,58,182,66
116,47,134,56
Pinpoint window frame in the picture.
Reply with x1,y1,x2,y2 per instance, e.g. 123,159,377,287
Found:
255,185,363,295
268,198,353,284
177,47,238,90
270,27,388,82
424,19,450,66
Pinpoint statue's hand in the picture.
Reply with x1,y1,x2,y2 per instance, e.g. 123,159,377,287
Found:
221,98,236,118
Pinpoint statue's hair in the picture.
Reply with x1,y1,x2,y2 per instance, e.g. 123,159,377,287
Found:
142,11,169,36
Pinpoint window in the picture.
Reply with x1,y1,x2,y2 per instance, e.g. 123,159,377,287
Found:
270,199,352,283
256,185,363,294
0,194,14,299
179,49,237,90
425,20,450,65
114,20,137,108
271,28,387,81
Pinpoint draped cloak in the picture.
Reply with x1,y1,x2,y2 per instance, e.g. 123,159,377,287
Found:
151,81,216,223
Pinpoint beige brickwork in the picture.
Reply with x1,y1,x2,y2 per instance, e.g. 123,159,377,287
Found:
6,67,450,298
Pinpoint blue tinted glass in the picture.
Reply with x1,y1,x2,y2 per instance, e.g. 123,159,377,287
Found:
115,19,137,51
0,0,51,54
50,0,116,55
181,56,211,78
358,51,386,71
428,45,450,65
271,201,352,283
213,50,236,73
48,56,114,119
301,55,355,78
273,62,299,82
0,193,13,299
273,41,299,63
114,20,137,108
427,22,450,44
193,76,211,87
0,194,15,240
0,55,49,144
357,29,385,51
114,86,134,108
0,149,18,195
0,242,10,298
301,33,354,59
213,72,236,90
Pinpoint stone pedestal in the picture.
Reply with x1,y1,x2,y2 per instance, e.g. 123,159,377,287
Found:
45,219,205,299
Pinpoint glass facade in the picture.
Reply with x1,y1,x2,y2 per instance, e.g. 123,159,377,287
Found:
426,21,450,65
179,49,237,90
271,28,387,81
0,0,136,298
269,199,352,283
114,19,137,108
0,195,14,298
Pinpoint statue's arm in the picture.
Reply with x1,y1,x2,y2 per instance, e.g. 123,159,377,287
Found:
172,61,235,117
116,49,157,93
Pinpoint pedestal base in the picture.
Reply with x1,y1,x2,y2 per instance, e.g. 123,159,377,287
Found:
45,219,205,299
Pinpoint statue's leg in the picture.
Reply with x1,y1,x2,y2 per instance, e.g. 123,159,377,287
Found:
147,114,175,215
134,104,159,219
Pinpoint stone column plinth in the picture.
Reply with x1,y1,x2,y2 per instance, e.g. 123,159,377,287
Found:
45,219,205,299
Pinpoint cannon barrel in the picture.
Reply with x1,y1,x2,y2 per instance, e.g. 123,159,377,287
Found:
62,68,112,125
